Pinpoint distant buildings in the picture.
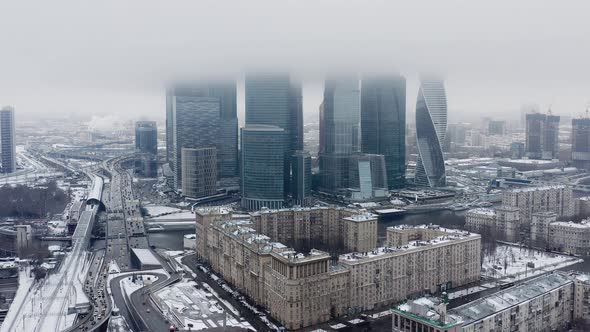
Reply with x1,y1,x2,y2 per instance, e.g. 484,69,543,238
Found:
134,121,157,177
0,106,16,174
525,113,560,160
414,79,447,187
240,125,288,210
487,120,506,136
572,117,590,170
181,147,217,198
509,142,525,159
361,76,406,189
347,153,388,200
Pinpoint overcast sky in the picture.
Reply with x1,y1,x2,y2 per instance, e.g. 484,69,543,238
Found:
1,0,590,125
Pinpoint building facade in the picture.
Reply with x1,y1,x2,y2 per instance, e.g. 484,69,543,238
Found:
572,117,590,171
0,106,16,174
318,77,361,194
465,207,520,242
525,113,560,160
291,150,312,206
241,125,288,210
414,79,447,187
393,272,581,332
134,121,158,177
361,76,406,189
347,153,388,200
195,209,481,330
501,185,573,224
181,147,217,198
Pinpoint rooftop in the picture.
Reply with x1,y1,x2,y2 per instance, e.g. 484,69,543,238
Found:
507,184,567,193
343,212,377,222
450,272,572,326
551,220,590,229
466,208,496,216
394,297,462,328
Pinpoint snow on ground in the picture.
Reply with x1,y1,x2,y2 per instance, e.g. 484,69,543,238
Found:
155,279,253,331
108,315,132,332
120,275,159,296
1,267,35,332
143,205,181,217
482,244,583,281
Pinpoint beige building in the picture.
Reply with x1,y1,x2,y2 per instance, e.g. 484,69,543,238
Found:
549,220,590,255
529,211,557,246
251,207,371,253
393,272,590,332
575,196,590,217
196,208,482,330
501,185,573,224
464,207,520,242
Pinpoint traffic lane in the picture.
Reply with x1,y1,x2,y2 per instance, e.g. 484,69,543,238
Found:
129,273,174,332
109,275,139,332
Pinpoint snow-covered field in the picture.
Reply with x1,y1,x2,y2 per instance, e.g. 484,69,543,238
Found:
143,205,181,217
154,279,254,331
482,245,583,280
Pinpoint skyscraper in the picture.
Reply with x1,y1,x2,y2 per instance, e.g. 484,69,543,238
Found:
572,117,590,170
0,106,16,174
134,121,158,177
318,77,360,193
135,121,157,155
181,147,217,198
348,153,388,200
291,150,312,206
167,82,238,190
244,73,301,200
525,113,560,160
241,125,288,210
414,79,447,187
361,75,406,189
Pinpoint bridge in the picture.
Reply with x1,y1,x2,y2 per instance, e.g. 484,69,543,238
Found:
0,172,104,332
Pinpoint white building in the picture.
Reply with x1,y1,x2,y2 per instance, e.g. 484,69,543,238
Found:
465,207,520,242
549,220,590,255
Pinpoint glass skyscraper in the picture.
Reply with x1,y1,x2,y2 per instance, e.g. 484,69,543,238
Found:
291,150,312,206
414,79,447,187
135,121,157,155
318,77,360,193
241,125,288,210
0,106,15,174
361,75,406,189
166,82,238,190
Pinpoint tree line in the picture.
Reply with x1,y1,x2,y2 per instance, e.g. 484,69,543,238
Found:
0,181,69,218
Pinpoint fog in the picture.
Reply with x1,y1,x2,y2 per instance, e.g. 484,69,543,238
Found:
1,0,590,123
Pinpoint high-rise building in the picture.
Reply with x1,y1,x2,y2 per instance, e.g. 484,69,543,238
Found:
572,117,590,170
166,82,238,188
135,121,157,155
414,79,447,187
241,125,288,210
318,77,361,194
172,96,220,190
361,75,406,189
181,147,217,198
0,106,16,174
525,113,560,160
291,150,312,206
488,120,506,136
348,153,388,200
244,74,302,200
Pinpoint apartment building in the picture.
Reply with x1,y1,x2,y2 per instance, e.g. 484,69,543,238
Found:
549,220,590,255
464,207,520,242
529,211,557,246
393,272,590,332
196,208,482,330
501,185,573,224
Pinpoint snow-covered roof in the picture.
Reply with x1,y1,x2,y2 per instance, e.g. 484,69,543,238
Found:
131,248,161,266
551,220,590,229
467,208,496,216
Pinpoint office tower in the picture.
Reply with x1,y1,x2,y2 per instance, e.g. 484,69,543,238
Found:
0,106,16,174
525,113,560,160
572,117,590,170
289,82,304,152
291,150,312,206
348,153,388,200
181,147,217,198
241,125,288,210
414,79,448,187
167,82,238,190
488,120,506,136
318,77,361,193
361,75,406,189
510,142,526,159
244,73,301,199
135,121,157,155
